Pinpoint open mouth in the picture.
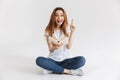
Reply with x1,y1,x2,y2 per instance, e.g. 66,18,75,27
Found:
57,20,63,24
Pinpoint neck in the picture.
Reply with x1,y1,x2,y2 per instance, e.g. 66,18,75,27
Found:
56,25,61,30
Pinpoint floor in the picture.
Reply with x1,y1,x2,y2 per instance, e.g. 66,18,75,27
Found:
0,45,120,80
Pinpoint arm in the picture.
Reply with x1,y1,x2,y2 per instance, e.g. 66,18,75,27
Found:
66,19,75,49
48,36,69,48
46,36,59,52
66,32,74,49
59,36,69,46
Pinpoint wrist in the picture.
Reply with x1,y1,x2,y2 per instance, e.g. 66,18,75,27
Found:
70,32,74,36
71,31,74,33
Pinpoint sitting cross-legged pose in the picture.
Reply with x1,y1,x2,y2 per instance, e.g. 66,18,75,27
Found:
36,7,86,76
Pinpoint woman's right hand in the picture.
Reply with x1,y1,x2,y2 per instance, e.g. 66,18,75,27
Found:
49,44,59,52
50,42,63,52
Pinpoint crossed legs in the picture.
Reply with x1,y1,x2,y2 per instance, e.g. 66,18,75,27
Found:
36,56,86,74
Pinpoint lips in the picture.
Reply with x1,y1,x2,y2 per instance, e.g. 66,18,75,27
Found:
57,20,63,23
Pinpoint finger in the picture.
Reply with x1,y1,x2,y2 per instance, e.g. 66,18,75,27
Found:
71,19,73,25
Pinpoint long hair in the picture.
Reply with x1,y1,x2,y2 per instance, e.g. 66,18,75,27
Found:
45,7,68,37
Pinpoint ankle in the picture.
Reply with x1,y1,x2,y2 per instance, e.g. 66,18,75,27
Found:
63,69,71,74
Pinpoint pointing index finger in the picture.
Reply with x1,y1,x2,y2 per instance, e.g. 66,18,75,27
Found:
71,19,73,25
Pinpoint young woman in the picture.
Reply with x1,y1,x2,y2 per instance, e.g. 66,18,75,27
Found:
36,7,86,76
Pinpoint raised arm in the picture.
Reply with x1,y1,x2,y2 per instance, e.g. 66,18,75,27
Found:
66,19,75,49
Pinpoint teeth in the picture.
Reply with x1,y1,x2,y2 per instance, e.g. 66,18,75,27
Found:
57,20,63,24
58,21,62,22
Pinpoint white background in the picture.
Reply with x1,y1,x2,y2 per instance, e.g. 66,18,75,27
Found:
0,0,120,80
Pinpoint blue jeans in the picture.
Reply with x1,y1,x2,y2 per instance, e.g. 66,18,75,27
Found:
36,56,86,74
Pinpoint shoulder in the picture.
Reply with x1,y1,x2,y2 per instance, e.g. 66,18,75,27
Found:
44,30,49,37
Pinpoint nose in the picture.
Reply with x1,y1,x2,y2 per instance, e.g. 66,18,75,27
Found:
58,16,62,20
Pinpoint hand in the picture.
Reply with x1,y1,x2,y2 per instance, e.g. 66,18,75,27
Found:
70,19,75,32
52,41,63,48
52,45,59,49
57,41,63,47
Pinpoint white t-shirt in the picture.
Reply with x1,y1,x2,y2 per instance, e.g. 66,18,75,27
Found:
44,25,71,61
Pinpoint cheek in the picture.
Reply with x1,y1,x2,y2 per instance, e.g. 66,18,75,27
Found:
55,17,58,20
62,17,64,21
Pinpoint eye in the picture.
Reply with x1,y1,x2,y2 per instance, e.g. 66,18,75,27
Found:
60,15,64,17
55,14,59,17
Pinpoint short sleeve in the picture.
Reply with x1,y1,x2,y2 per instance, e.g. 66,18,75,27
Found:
44,30,49,37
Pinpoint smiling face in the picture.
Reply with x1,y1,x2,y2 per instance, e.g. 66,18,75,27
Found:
55,10,64,27
46,7,68,36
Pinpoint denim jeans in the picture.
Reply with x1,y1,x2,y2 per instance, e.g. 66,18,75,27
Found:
36,56,86,74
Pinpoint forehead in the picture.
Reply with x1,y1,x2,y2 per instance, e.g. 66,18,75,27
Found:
55,10,63,14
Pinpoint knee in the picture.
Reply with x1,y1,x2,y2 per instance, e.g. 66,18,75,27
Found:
36,57,46,66
76,56,86,66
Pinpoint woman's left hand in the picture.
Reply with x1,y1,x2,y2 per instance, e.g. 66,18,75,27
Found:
70,19,75,32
